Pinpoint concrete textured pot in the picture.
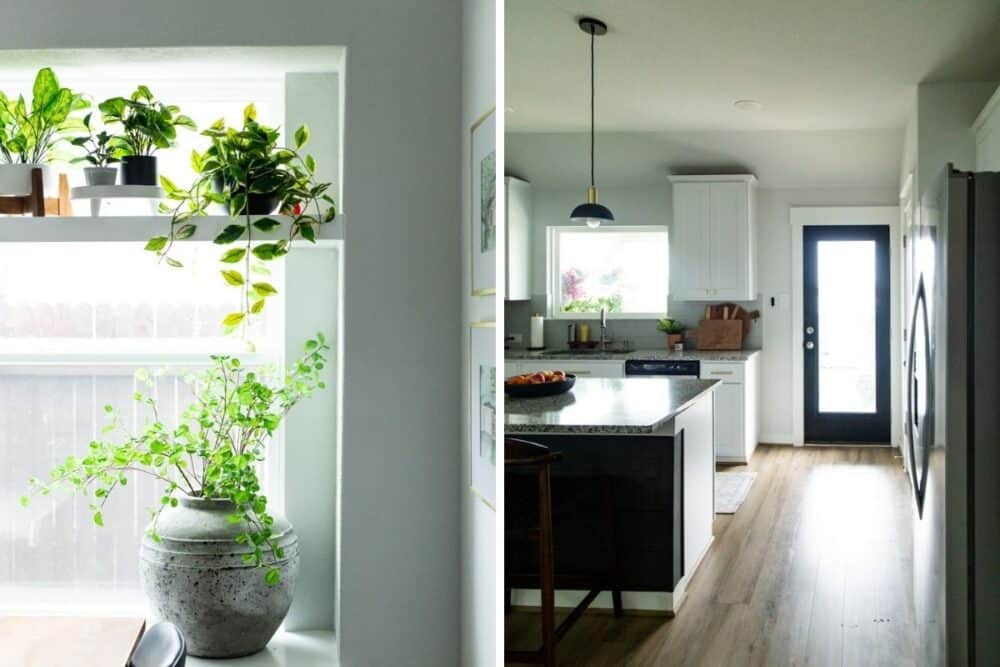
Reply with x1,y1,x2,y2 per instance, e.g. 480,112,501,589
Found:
139,495,300,658
83,166,118,186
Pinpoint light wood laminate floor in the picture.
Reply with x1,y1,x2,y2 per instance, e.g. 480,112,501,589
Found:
506,445,918,666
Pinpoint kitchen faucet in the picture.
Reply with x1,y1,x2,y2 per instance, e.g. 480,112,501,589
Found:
600,306,608,352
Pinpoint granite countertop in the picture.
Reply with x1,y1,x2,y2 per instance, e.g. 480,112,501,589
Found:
504,347,761,362
504,377,720,435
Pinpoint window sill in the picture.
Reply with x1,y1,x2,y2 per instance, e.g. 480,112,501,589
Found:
188,630,337,667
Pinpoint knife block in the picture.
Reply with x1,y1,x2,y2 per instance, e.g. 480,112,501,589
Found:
697,319,743,350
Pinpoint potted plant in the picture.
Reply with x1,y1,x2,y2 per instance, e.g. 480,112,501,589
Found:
657,317,685,348
20,335,329,658
69,112,119,185
0,67,88,196
99,85,195,185
147,104,337,331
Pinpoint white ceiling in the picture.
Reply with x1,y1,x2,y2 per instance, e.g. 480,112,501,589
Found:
506,0,1000,132
506,129,903,190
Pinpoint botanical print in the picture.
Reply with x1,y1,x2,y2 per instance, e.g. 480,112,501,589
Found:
479,364,496,465
480,151,496,253
470,108,496,295
469,323,496,508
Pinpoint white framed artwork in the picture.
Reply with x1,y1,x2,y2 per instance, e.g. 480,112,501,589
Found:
469,322,496,509
470,107,496,296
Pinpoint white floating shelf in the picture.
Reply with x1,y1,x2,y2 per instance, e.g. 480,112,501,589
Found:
0,215,344,244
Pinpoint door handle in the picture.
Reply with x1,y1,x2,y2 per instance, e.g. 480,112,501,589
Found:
805,341,815,350
805,326,815,334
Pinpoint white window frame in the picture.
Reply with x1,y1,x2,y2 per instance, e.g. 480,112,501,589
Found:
546,225,669,320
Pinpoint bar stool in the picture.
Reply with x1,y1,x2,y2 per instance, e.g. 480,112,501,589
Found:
504,438,622,667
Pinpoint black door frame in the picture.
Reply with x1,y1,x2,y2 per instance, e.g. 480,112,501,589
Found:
803,224,891,443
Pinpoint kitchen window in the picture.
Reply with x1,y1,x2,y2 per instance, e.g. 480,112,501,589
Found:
548,225,669,318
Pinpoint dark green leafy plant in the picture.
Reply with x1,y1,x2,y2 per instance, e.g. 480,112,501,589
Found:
20,334,331,585
656,317,685,334
0,67,89,164
99,85,196,157
69,113,120,167
147,104,337,332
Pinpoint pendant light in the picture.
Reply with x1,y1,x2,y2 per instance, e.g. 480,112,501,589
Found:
570,17,614,229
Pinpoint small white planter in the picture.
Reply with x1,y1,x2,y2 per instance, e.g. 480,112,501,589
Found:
83,166,118,186
0,163,56,197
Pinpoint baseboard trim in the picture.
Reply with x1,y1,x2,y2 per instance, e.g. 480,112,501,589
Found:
758,435,794,446
510,536,715,615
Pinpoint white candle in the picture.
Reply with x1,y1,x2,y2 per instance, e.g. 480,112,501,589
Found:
529,314,544,349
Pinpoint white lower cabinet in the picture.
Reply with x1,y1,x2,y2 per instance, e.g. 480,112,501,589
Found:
700,357,758,463
514,359,625,379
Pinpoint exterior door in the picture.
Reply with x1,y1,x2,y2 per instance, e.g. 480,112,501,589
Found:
803,225,891,443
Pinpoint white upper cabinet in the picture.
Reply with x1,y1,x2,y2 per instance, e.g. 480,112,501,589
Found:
505,176,532,301
669,175,757,301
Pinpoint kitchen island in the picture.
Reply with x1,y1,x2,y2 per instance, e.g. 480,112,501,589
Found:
505,377,719,614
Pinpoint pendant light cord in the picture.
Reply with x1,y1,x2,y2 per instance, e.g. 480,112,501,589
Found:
590,26,595,187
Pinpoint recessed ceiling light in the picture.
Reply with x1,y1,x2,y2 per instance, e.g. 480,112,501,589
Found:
734,99,763,111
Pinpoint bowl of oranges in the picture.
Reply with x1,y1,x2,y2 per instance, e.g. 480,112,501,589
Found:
504,370,576,398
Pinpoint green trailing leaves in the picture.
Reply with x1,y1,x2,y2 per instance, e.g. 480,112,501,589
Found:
144,236,168,252
220,247,246,264
252,282,278,297
220,270,244,286
294,125,309,149
214,225,246,244
222,312,245,327
251,217,281,232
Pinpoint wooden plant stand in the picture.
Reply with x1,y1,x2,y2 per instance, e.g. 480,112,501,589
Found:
0,167,72,216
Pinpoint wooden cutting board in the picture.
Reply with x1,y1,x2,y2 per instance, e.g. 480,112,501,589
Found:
703,302,752,338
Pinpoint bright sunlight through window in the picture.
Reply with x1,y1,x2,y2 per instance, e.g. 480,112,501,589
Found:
549,226,668,317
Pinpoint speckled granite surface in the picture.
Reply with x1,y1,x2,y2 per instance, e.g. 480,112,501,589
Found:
504,348,760,362
504,377,720,434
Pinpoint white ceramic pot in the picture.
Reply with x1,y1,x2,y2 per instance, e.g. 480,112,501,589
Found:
0,163,56,197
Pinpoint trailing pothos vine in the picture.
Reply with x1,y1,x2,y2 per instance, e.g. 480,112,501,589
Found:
21,334,331,585
145,104,336,333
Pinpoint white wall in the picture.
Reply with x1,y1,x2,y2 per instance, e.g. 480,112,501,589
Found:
1,3,463,665
974,85,1000,170
915,81,997,197
461,1,497,666
755,189,898,442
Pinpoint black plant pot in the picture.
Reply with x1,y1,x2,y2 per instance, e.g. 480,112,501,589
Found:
213,175,279,215
121,155,158,186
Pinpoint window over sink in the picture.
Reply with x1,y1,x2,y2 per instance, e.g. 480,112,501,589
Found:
547,225,669,318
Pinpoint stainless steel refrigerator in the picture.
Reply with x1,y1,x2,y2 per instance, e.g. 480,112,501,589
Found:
909,166,1000,666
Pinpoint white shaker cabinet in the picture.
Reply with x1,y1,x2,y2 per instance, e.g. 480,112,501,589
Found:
505,176,532,301
669,174,757,301
508,359,625,379
700,357,758,463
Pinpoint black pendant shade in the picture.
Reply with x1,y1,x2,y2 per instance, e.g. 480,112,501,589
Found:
571,17,613,228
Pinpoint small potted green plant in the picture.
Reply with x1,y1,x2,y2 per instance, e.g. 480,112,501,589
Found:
69,112,119,185
99,85,195,185
147,104,337,331
657,317,685,349
0,67,88,196
20,334,329,658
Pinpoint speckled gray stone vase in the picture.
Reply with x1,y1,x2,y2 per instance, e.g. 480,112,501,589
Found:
139,496,300,658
